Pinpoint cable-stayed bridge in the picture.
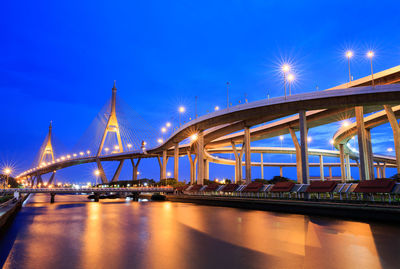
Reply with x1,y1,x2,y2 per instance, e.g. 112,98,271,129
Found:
15,66,400,187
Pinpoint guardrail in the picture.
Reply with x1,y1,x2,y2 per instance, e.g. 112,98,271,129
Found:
1,187,174,193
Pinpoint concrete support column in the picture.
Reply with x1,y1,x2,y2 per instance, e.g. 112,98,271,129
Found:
365,129,375,179
339,144,346,182
50,193,55,203
355,106,370,181
111,160,125,182
289,127,302,182
383,163,387,178
162,150,168,179
204,159,209,180
376,162,381,178
260,153,264,179
174,143,179,180
157,156,162,180
244,126,252,184
319,155,324,181
197,132,204,185
48,172,56,185
299,110,309,184
96,159,108,183
329,166,332,180
130,158,141,181
384,105,400,174
231,141,244,183
187,152,196,184
279,166,283,177
345,154,351,181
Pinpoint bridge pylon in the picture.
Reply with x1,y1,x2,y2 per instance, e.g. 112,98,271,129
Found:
96,81,124,157
39,121,55,165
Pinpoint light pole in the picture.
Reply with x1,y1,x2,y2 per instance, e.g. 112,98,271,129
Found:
346,50,353,83
281,65,290,98
226,82,230,108
367,51,375,86
287,74,294,96
178,106,185,127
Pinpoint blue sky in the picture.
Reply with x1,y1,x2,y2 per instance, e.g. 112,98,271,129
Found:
1,0,400,183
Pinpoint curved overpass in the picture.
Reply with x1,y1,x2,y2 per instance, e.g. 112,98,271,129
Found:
17,84,400,182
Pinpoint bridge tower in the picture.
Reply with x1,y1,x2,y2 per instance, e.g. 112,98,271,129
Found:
96,81,124,157
39,121,55,165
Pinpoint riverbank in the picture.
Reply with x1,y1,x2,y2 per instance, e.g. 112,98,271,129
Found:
0,194,28,231
167,195,400,223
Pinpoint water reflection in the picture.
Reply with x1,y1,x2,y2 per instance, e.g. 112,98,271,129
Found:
0,194,399,268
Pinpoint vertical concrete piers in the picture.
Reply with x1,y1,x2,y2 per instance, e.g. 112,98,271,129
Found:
355,106,372,180
174,143,179,180
339,144,346,182
231,141,244,183
289,128,302,182
50,193,55,203
197,132,205,185
299,110,310,185
130,158,141,181
384,105,400,174
244,126,251,184
319,155,324,181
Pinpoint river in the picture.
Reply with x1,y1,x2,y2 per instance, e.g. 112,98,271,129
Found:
0,194,399,269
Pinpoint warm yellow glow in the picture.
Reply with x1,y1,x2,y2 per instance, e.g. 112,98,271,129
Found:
282,64,290,73
342,120,350,127
179,106,185,113
127,143,132,148
287,74,295,82
161,127,167,133
94,169,100,176
387,147,393,152
330,139,334,145
114,145,119,150
307,137,312,142
73,153,77,157
61,156,66,160
158,138,163,144
346,50,353,58
167,172,171,177
215,106,220,111
79,152,84,156
86,150,91,154
166,122,171,127
190,133,198,141
3,168,11,175
367,51,374,58
67,155,71,159
279,135,284,141
105,147,109,152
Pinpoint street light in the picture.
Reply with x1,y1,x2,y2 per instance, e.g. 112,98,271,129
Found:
281,64,290,98
279,135,284,147
346,50,353,83
287,74,294,96
190,133,198,142
158,138,163,144
94,169,100,186
3,168,11,188
215,106,220,111
178,106,185,127
161,127,166,133
367,51,375,86
387,147,393,153
166,122,171,127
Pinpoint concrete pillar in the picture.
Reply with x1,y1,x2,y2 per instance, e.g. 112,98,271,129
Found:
339,144,346,182
345,154,351,180
111,160,125,182
162,150,168,179
355,106,370,181
365,129,375,179
197,132,204,185
383,163,387,178
94,193,100,202
48,172,56,185
299,111,309,184
279,166,283,177
289,128,302,182
204,159,209,180
174,143,179,180
131,158,141,181
329,166,332,180
384,105,400,174
231,141,244,183
319,155,324,181
96,159,108,183
157,156,162,180
187,152,195,184
260,153,264,179
244,126,251,184
376,162,381,178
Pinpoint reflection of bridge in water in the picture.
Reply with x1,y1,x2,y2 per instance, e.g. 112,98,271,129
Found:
16,65,400,187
